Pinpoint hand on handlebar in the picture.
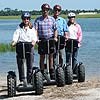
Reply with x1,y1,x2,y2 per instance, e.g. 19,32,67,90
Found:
54,37,58,42
11,41,16,47
32,40,36,46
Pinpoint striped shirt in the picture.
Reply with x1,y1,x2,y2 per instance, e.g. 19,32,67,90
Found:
34,16,57,39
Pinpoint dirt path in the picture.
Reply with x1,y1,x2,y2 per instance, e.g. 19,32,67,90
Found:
0,77,100,100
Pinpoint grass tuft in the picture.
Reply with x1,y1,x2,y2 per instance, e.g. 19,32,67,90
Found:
0,43,15,52
0,43,38,53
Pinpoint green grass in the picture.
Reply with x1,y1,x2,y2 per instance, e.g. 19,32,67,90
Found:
0,43,15,52
0,43,38,52
60,13,100,18
0,15,40,19
76,14,100,18
0,16,20,19
0,14,100,19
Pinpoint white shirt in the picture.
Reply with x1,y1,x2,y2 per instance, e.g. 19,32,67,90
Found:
12,26,37,43
68,24,78,40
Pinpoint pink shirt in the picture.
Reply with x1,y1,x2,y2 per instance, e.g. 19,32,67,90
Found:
68,23,82,47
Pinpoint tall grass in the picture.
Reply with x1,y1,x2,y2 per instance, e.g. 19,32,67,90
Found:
0,15,40,19
0,43,15,52
0,14,100,19
0,43,38,52
60,13,100,18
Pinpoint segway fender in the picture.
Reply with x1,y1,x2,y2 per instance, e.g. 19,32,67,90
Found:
32,67,40,74
8,71,16,77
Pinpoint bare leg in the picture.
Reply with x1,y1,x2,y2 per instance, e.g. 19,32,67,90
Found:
40,55,45,70
49,53,54,69
49,53,55,80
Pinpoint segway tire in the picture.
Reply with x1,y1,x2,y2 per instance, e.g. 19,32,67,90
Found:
56,67,65,87
7,71,16,97
78,63,85,82
34,71,43,95
65,65,73,85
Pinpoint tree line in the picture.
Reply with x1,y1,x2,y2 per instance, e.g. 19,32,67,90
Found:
0,8,100,16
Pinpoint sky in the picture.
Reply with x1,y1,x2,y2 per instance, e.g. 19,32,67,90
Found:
0,0,100,11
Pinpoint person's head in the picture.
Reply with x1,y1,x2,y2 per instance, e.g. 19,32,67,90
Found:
41,3,50,17
21,11,31,24
68,12,76,24
20,11,32,28
53,5,61,18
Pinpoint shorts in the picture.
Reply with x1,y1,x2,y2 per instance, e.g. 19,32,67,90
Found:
38,39,55,55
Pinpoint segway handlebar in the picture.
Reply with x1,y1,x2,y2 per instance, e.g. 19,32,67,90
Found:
36,38,56,44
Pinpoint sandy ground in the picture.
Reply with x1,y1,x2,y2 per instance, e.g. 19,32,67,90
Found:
0,76,100,100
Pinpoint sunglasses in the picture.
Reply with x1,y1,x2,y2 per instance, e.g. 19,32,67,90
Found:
68,16,75,19
22,17,30,20
54,9,61,12
42,8,50,11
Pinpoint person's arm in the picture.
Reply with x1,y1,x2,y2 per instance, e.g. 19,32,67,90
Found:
63,19,69,40
53,19,58,41
34,18,39,37
64,31,69,40
76,24,82,47
31,28,38,46
54,30,58,41
11,29,20,47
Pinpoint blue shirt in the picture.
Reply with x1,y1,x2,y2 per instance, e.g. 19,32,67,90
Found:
55,17,69,36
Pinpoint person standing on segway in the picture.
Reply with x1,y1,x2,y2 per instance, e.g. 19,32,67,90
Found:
11,11,37,85
34,3,58,80
66,12,82,72
53,5,69,67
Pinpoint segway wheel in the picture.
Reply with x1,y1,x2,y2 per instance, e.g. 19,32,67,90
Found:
7,71,16,97
34,71,43,95
65,65,73,85
78,63,85,82
56,67,65,87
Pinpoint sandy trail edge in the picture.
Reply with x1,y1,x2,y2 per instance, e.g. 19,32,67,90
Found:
0,77,100,100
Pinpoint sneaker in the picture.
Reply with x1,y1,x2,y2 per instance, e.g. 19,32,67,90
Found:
18,81,24,87
20,81,24,85
19,80,27,87
23,80,27,87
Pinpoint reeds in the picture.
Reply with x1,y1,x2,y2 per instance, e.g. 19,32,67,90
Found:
0,43,38,52
0,43,15,52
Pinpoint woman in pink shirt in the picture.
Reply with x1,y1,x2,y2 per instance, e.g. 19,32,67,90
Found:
65,12,82,72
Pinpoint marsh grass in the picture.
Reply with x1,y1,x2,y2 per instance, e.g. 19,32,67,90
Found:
0,15,40,19
0,43,38,52
0,14,100,19
60,13,100,18
0,43,15,52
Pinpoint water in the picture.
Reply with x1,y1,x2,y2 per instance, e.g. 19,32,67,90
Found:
0,18,100,80
0,19,20,43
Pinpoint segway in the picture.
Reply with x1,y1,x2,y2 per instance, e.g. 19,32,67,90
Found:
7,42,43,97
38,38,65,87
64,39,85,84
54,35,65,87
